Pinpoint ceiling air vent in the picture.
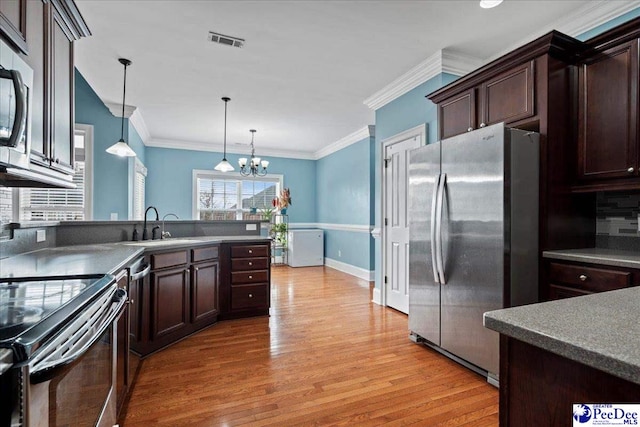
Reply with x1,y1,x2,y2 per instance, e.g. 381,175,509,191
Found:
208,31,245,48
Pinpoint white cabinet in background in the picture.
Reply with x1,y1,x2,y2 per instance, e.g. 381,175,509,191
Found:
287,229,324,267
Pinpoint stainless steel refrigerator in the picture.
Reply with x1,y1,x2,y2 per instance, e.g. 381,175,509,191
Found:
408,123,539,385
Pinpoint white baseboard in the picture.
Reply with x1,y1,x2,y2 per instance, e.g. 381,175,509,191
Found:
372,287,382,306
324,257,374,282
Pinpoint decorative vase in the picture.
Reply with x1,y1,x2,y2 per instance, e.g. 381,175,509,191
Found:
280,208,287,215
250,207,257,214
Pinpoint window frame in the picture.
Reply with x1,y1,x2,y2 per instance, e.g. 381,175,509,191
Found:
129,157,147,221
192,169,283,220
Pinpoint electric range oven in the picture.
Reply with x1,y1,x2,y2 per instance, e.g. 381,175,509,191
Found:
0,275,126,427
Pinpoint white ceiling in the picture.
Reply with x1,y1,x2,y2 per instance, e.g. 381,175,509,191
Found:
74,0,639,158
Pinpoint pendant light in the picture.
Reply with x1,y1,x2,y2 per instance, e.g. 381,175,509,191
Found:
214,96,234,172
106,58,136,157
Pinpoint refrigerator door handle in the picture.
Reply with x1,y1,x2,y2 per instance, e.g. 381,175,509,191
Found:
430,174,441,284
435,173,447,284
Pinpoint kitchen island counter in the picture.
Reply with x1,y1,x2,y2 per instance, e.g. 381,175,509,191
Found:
484,287,640,384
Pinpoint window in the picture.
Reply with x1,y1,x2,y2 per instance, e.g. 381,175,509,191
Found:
0,187,14,224
19,125,93,221
130,158,147,220
193,170,282,220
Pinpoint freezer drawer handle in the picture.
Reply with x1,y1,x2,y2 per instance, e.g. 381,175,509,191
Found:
430,174,441,284
435,173,447,285
579,274,587,281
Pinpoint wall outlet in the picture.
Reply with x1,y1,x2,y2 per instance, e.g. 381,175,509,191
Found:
246,224,257,231
338,250,341,258
110,213,118,220
36,229,46,243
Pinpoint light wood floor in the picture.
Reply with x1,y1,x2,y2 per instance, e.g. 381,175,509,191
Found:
123,266,498,426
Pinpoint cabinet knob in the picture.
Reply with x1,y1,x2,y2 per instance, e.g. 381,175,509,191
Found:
55,158,60,164
628,167,635,173
248,275,253,279
128,299,134,305
249,250,253,254
480,123,486,128
579,274,587,281
194,267,199,272
248,262,253,266
467,127,473,132
248,293,253,298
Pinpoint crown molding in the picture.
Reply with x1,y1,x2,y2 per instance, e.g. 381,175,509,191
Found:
129,108,151,143
313,125,375,160
105,101,136,118
363,49,482,111
557,0,640,38
146,138,316,160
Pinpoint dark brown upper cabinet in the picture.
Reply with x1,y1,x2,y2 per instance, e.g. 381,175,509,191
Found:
0,0,27,54
435,61,535,140
577,40,639,183
8,0,90,178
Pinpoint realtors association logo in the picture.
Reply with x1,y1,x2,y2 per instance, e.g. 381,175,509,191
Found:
574,404,593,423
573,404,639,426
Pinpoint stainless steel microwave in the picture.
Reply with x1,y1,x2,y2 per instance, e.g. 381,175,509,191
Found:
0,38,33,171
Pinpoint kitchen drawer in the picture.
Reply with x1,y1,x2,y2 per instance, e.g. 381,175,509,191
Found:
549,284,592,300
549,262,631,293
231,245,268,258
231,270,269,284
231,257,269,271
191,246,219,263
151,250,188,270
231,284,269,310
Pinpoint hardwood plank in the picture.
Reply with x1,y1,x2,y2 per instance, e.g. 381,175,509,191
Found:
124,266,498,426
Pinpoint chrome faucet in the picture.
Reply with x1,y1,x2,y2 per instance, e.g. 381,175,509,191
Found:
161,213,179,239
142,206,159,240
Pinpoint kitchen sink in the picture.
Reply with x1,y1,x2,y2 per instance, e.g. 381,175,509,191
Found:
122,239,204,247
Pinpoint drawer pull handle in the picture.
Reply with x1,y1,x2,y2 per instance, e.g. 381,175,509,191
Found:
249,262,253,266
249,250,253,254
248,293,253,298
579,274,587,281
628,167,635,173
248,275,253,279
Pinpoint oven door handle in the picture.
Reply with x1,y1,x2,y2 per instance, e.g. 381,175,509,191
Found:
130,263,150,282
30,289,127,383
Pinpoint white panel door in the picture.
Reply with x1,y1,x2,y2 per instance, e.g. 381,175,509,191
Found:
384,135,421,313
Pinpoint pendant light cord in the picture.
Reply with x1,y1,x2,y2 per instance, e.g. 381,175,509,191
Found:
120,62,128,141
223,98,228,159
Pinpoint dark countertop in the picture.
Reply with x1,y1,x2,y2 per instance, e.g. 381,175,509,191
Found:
0,244,144,278
484,287,640,385
543,247,640,269
0,236,271,278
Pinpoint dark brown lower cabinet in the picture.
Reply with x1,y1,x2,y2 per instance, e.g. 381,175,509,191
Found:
131,245,220,357
500,337,640,426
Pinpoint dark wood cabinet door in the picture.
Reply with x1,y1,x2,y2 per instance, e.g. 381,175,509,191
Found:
578,40,639,181
25,0,49,165
191,261,219,322
48,3,74,174
549,284,592,300
438,88,476,139
480,60,534,126
0,0,27,54
151,268,189,340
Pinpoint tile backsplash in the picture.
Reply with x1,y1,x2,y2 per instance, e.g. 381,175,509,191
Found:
596,191,640,237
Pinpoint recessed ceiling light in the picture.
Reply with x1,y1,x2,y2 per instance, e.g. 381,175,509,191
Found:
480,0,503,8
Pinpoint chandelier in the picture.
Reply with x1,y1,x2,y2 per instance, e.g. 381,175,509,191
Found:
239,129,268,176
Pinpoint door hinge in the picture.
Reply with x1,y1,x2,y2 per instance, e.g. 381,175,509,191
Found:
384,276,388,284
384,158,391,168
384,218,388,226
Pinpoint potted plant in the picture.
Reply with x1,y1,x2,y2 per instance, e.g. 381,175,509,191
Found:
270,222,288,246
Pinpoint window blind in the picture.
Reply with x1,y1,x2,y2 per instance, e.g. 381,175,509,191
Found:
132,159,147,220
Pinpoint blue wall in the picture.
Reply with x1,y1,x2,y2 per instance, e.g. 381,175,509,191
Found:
75,70,145,220
144,147,316,223
316,136,375,271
